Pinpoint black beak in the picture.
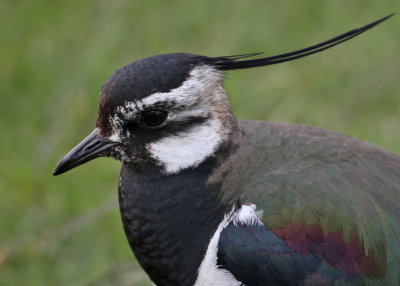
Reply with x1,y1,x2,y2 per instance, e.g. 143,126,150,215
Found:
53,128,119,176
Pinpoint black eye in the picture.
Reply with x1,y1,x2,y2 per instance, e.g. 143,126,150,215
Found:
141,109,168,127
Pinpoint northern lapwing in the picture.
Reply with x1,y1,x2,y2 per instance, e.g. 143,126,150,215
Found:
54,15,400,285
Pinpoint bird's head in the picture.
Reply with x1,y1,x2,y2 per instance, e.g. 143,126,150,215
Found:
54,53,237,175
53,15,392,176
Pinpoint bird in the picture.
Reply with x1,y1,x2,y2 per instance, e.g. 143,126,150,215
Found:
54,15,400,286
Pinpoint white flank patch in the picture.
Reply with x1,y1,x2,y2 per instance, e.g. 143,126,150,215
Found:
194,207,241,286
195,204,264,286
232,204,264,226
147,117,227,174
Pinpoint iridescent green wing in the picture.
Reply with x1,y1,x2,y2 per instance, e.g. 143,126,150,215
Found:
219,121,400,285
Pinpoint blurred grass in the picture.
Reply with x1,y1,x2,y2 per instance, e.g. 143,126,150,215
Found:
0,0,399,285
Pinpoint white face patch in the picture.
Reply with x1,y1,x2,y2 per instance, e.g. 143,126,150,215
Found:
147,117,228,174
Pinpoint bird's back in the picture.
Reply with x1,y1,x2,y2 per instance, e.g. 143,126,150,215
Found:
217,120,400,285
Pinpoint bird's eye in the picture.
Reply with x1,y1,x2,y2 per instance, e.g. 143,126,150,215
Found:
141,109,168,128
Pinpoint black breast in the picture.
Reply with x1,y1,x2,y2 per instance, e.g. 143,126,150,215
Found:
118,162,231,286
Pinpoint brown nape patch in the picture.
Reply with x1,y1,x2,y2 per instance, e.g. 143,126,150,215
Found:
211,84,233,130
207,84,242,189
95,91,114,138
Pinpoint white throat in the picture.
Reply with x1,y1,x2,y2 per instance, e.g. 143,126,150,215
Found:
146,117,228,174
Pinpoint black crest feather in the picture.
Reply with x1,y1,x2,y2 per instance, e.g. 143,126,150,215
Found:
211,14,393,70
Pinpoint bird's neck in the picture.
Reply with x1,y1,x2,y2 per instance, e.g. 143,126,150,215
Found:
118,119,242,285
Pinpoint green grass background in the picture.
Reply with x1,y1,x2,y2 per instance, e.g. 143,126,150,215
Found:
1,1,399,285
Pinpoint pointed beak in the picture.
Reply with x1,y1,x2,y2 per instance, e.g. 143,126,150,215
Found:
53,128,119,176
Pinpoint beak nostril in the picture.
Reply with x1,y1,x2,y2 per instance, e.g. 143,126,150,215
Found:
85,141,101,151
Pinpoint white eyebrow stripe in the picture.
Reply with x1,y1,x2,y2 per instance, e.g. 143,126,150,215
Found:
171,108,210,121
117,65,222,120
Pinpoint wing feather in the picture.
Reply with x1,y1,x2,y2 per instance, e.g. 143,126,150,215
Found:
218,121,400,284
